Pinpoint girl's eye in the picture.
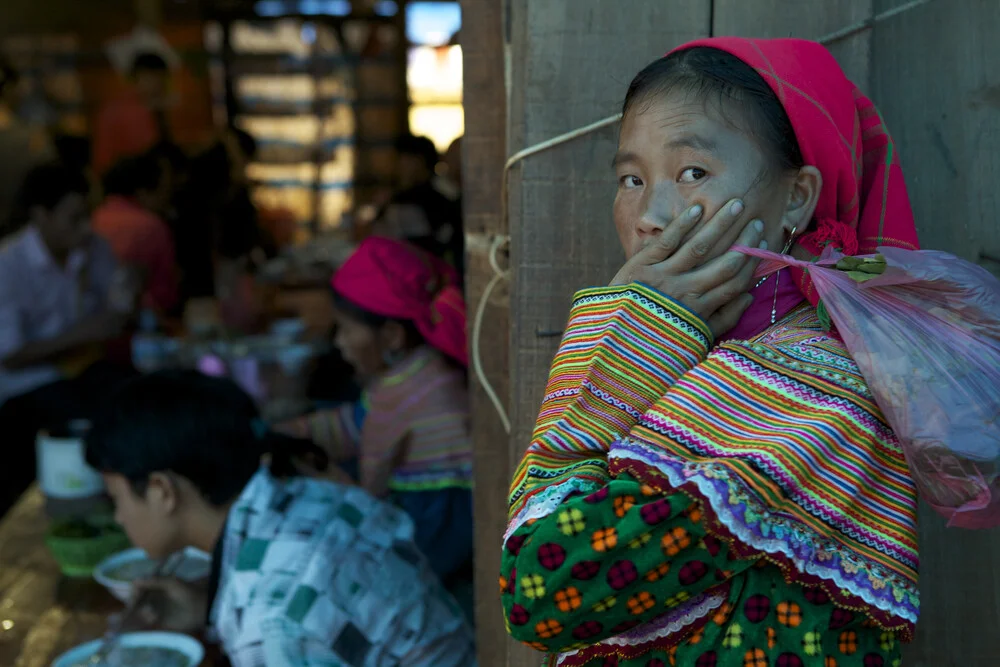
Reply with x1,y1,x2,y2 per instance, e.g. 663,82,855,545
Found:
619,175,643,189
678,167,707,183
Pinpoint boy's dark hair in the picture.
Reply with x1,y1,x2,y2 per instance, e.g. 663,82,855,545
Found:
623,47,804,175
131,52,169,77
103,153,165,198
395,133,439,171
85,370,327,506
15,161,90,212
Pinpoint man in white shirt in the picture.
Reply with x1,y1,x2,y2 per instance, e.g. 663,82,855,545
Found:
0,162,137,513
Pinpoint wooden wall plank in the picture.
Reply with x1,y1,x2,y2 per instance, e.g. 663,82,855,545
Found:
712,0,874,90
459,1,511,666
871,1,1000,664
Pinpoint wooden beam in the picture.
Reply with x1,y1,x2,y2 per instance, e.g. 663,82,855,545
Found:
459,1,511,665
871,1,1000,664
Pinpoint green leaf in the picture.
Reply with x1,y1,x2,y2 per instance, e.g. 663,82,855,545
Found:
817,300,833,332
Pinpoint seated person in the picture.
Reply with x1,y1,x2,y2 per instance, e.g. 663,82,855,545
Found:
0,162,137,513
279,237,473,588
84,370,476,667
372,134,464,277
93,152,179,317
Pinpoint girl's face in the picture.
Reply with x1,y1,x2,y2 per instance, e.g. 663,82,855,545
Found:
333,307,388,381
613,92,796,261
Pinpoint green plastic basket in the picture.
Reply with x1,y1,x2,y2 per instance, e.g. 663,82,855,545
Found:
45,517,131,578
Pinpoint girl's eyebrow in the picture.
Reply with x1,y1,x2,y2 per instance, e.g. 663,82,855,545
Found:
611,151,638,168
613,133,719,168
665,133,718,152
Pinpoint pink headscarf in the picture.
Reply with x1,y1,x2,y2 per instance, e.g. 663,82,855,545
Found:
670,38,920,307
333,237,468,366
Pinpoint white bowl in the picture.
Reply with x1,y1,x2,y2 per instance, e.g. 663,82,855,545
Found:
51,631,204,667
94,548,212,603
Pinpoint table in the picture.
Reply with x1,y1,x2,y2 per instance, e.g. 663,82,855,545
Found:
0,487,223,666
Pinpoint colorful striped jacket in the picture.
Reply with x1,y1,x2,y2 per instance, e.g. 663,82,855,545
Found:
503,284,918,666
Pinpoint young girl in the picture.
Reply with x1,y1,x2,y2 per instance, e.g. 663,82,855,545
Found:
279,237,473,585
85,370,475,667
501,38,920,666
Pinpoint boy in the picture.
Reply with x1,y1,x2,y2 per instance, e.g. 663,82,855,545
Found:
85,370,476,667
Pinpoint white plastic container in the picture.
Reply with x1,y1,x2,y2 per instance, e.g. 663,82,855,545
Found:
36,421,104,501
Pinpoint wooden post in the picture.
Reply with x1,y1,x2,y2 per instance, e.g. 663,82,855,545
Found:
871,1,1000,664
460,1,512,665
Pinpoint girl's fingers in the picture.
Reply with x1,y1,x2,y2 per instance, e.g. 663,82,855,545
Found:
635,203,704,265
685,218,765,295
698,245,762,314
669,198,747,271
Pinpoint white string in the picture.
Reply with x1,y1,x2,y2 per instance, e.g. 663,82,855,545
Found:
470,234,511,433
467,0,936,434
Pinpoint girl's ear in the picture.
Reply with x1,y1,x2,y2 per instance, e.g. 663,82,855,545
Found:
781,165,822,234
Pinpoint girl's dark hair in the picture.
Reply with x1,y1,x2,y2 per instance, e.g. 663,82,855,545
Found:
85,370,328,506
623,47,803,174
332,289,424,347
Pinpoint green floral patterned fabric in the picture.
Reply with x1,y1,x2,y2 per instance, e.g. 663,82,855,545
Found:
501,475,901,667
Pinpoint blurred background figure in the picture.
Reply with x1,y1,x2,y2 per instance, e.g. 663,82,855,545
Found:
372,133,464,278
92,151,179,321
93,52,175,175
435,134,462,201
0,55,55,239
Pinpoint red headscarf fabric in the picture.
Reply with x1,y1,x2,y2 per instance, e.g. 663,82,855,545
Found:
333,237,468,366
668,38,920,305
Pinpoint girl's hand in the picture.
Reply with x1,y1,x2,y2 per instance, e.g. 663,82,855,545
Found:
610,198,766,337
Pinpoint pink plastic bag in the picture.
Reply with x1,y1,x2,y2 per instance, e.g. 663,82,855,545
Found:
739,246,1000,529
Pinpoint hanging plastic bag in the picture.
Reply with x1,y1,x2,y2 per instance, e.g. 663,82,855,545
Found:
738,245,1000,529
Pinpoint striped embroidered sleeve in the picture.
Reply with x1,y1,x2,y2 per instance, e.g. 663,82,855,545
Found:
507,284,713,534
276,403,362,463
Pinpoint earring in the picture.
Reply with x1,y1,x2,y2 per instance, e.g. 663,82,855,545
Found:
769,226,798,325
781,226,798,255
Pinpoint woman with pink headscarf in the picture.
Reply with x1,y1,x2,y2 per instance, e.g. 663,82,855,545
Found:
279,236,473,588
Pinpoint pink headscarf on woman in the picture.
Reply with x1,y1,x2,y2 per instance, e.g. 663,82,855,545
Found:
332,237,468,366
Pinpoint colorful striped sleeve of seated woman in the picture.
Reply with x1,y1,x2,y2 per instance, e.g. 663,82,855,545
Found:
501,38,920,667
278,237,474,584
